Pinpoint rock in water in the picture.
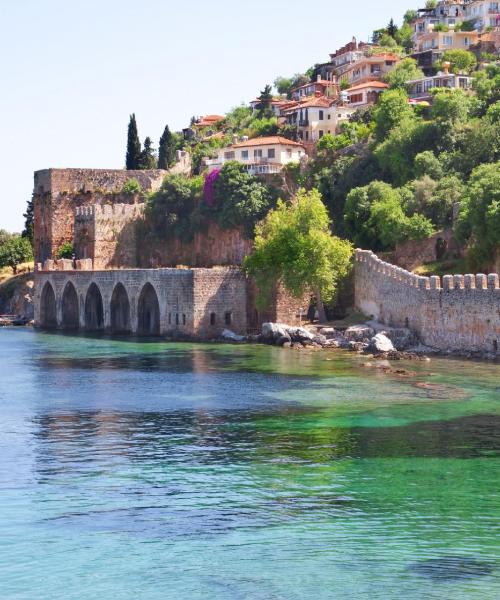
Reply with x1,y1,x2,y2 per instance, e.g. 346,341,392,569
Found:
368,333,395,353
287,327,315,342
221,329,246,342
262,323,290,342
344,325,375,342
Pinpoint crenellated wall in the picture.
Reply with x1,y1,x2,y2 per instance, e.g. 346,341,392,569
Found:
74,204,145,269
355,249,500,355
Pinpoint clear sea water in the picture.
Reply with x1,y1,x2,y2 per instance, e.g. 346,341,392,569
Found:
0,328,499,599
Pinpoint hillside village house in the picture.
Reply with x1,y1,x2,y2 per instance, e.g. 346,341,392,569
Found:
249,98,290,116
290,77,338,101
282,97,355,144
412,1,467,43
204,136,306,174
464,0,500,31
412,28,480,71
338,53,400,86
345,81,389,108
406,72,473,100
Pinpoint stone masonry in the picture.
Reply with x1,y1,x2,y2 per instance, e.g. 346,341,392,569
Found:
35,262,247,338
33,168,166,264
355,249,500,355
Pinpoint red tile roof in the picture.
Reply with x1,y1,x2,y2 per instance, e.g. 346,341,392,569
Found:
194,115,225,127
232,136,305,148
282,96,336,112
346,81,389,92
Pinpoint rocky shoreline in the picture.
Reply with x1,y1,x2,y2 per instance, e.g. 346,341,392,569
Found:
222,321,499,362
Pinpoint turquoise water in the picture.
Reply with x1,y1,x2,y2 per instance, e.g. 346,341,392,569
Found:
0,329,499,599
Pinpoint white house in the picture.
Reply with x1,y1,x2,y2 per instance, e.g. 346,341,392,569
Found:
204,136,306,174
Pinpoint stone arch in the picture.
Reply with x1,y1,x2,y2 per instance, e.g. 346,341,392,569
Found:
110,282,131,334
61,281,79,330
40,281,57,328
84,283,104,331
137,282,160,336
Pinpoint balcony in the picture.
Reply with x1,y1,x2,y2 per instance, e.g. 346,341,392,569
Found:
246,163,284,175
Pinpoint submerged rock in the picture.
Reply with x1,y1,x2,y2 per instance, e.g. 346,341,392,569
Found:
221,329,246,342
344,325,375,342
409,556,495,581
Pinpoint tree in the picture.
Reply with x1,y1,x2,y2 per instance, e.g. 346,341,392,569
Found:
243,189,353,323
387,18,398,38
403,9,417,24
0,229,13,245
22,197,34,246
455,162,500,268
126,113,142,170
0,236,33,274
213,162,274,236
439,49,477,74
256,85,273,118
56,242,74,259
158,125,177,170
413,151,443,179
274,76,293,96
431,89,471,123
395,22,415,53
384,58,424,90
373,89,414,141
138,137,156,169
122,178,142,194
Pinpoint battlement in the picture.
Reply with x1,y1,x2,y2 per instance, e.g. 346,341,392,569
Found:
354,249,500,355
34,168,166,195
355,249,500,293
75,203,145,221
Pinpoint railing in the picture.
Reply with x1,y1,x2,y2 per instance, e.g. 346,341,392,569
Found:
247,164,283,175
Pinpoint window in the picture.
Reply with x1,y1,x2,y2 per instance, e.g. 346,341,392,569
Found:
319,110,324,120
327,114,331,120
210,313,216,326
287,148,292,157
443,35,453,45
267,148,275,159
224,151,235,160
175,313,179,325
305,131,309,141
182,314,186,325
254,149,263,158
241,150,249,160
319,130,324,139
168,313,171,325
464,37,469,46
224,312,232,326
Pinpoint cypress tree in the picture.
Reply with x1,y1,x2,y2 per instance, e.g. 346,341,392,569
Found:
126,114,142,170
158,125,176,170
257,84,273,118
138,137,157,169
22,196,34,246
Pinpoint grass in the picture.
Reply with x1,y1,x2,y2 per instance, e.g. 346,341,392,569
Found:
0,262,34,285
413,258,467,278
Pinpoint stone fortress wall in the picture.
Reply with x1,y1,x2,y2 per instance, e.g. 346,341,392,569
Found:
74,204,145,269
35,261,248,338
355,250,500,355
33,168,167,265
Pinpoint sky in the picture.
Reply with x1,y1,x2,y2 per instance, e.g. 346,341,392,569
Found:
0,0,414,232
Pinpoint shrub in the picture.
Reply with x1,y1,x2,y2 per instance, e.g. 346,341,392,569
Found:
56,242,74,259
122,178,142,194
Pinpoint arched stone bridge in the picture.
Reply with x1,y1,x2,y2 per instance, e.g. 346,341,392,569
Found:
34,268,247,337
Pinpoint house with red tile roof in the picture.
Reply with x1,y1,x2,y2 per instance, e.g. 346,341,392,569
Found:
344,81,389,108
204,136,306,175
281,96,355,146
338,53,400,87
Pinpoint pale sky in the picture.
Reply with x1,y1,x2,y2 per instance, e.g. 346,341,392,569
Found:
1,0,414,231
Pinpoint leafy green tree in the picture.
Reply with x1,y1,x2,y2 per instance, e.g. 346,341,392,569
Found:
413,151,443,179
439,49,477,74
126,113,142,170
455,162,500,268
0,229,13,245
122,178,142,194
248,116,279,137
486,101,500,123
213,162,274,236
373,89,414,141
384,58,424,90
158,125,177,169
138,137,156,169
431,89,471,123
472,64,500,107
256,85,273,118
0,236,34,274
378,33,398,47
403,9,417,24
316,132,351,157
145,174,203,241
22,197,34,246
274,76,293,95
395,22,415,53
244,189,353,323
